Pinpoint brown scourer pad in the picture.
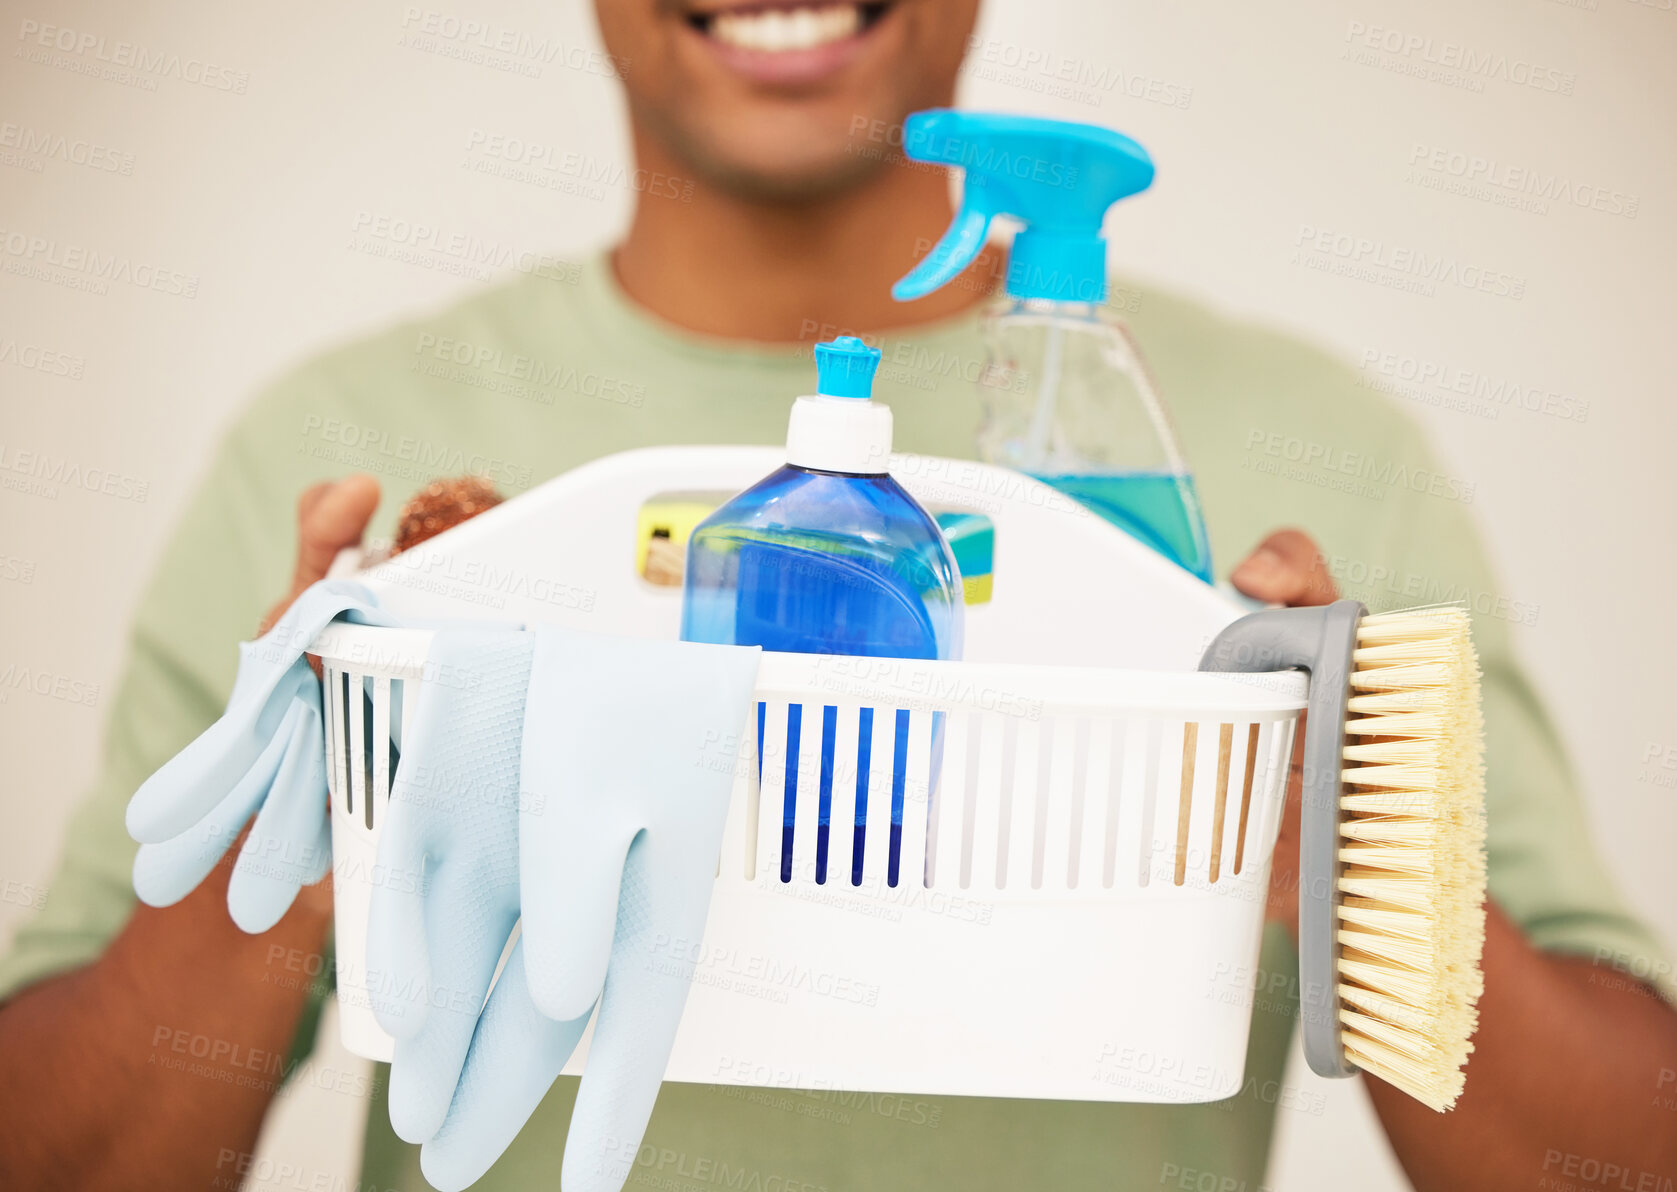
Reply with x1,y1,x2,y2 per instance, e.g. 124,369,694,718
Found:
393,475,503,554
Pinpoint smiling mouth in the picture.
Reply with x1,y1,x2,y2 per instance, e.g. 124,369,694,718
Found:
687,2,893,53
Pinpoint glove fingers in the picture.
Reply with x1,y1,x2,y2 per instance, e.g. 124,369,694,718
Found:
365,770,436,1041
374,626,531,1145
131,698,300,908
126,579,383,842
371,625,530,1055
126,657,312,842
520,627,756,1023
519,820,636,1024
227,696,330,933
519,626,641,1022
418,940,589,1192
562,833,714,1192
385,868,518,1145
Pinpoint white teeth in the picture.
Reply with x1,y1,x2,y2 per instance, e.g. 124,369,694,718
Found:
709,4,863,52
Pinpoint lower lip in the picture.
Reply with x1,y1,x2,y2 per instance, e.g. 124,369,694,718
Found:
687,17,880,85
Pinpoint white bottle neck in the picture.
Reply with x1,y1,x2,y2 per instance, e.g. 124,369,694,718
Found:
785,394,893,475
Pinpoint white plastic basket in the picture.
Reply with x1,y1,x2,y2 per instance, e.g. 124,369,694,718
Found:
312,447,1308,1103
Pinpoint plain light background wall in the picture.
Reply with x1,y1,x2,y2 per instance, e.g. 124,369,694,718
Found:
2,1,1672,1189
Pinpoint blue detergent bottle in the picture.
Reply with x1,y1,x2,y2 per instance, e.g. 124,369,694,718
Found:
682,337,963,885
893,109,1214,583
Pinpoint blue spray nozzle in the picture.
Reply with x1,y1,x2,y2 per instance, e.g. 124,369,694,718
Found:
814,336,882,399
891,109,1155,306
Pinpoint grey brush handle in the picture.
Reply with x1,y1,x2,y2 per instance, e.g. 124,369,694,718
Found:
1199,599,1366,1079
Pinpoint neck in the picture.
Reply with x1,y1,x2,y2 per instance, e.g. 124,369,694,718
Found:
613,130,1002,343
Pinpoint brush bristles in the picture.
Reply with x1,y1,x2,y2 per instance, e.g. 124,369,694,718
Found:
1334,605,1487,1111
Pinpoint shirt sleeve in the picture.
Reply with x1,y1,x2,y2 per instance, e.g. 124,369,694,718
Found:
0,377,322,1003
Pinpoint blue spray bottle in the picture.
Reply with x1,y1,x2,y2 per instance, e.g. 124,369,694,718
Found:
682,337,963,885
893,109,1214,582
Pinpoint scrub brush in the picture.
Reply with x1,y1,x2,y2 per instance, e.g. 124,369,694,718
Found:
1200,600,1487,1111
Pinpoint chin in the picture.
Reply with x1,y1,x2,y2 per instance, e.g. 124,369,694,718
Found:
679,106,901,201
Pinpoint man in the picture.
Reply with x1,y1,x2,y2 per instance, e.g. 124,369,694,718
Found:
2,2,1674,1189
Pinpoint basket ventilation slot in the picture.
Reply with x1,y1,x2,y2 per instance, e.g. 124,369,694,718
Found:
736,701,1293,896
323,667,409,835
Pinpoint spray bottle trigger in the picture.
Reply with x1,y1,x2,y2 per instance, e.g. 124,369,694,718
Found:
892,202,994,302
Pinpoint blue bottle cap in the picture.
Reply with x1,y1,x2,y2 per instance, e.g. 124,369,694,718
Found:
890,109,1155,306
814,336,882,399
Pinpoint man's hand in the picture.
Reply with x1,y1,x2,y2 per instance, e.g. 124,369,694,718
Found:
1228,529,1338,934
1228,528,1339,610
260,474,381,636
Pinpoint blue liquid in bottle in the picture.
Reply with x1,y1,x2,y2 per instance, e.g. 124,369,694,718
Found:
1030,470,1213,583
682,339,962,887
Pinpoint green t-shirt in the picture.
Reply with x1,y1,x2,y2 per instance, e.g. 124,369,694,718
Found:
3,253,1667,1191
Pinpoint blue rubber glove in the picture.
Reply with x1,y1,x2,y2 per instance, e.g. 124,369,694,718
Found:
127,579,390,932
416,624,760,1192
365,627,533,1145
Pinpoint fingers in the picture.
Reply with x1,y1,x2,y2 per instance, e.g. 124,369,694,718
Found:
1229,528,1339,608
1265,709,1306,929
227,696,331,932
419,941,588,1192
260,476,381,636
293,474,380,592
294,480,334,529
